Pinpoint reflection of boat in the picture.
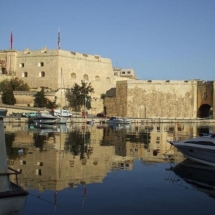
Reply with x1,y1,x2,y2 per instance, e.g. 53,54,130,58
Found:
0,108,7,116
170,159,215,199
35,124,70,135
107,116,131,125
86,120,95,125
34,122,58,129
0,117,28,214
168,134,215,167
33,111,67,125
109,123,131,130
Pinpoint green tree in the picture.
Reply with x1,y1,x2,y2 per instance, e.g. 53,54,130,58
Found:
34,88,49,107
0,77,29,91
66,81,94,111
0,77,29,105
2,88,16,105
10,77,30,91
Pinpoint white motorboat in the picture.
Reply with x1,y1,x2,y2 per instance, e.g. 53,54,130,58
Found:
168,133,215,167
107,116,131,125
33,111,67,125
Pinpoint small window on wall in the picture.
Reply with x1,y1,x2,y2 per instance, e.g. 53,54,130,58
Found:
22,72,28,77
71,73,76,80
39,71,45,77
38,62,44,67
95,76,100,81
83,74,88,81
19,63,24,68
106,77,111,83
122,71,125,74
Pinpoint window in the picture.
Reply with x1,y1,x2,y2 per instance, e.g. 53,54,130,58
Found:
95,76,100,81
20,160,26,165
39,71,45,77
19,63,24,68
127,71,131,74
122,71,125,74
83,74,88,81
37,161,43,166
22,72,28,77
106,77,111,83
204,92,207,99
36,169,42,175
71,73,76,80
38,62,44,67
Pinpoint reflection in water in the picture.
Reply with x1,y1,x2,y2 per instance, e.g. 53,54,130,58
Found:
3,122,215,213
0,118,28,215
168,159,215,199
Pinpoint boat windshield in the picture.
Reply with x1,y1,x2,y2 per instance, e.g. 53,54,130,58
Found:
184,141,215,146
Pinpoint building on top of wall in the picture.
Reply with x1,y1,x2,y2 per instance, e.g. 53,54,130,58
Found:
113,67,137,80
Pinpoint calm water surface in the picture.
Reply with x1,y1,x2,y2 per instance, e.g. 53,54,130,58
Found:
4,122,215,215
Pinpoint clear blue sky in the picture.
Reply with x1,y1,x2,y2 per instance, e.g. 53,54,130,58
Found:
1,0,215,81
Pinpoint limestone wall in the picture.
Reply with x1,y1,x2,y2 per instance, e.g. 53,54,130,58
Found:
12,49,116,99
115,80,197,118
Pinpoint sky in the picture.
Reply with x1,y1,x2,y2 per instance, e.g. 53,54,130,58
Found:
1,0,215,81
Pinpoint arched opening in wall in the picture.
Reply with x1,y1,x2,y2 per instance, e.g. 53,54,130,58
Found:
95,76,100,81
83,74,88,81
106,77,111,83
71,73,76,80
197,104,212,118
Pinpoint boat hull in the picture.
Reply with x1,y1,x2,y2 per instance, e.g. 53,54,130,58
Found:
34,122,58,129
34,119,58,124
169,141,215,167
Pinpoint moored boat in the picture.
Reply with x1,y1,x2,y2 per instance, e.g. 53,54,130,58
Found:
0,109,7,116
107,116,131,125
31,110,67,125
168,133,215,167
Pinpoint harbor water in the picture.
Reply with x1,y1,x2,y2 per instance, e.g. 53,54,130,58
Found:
3,122,215,215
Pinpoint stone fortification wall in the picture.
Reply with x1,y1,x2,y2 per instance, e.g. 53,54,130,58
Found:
13,49,115,99
104,97,117,116
0,91,56,107
113,80,197,118
58,50,115,98
15,49,59,90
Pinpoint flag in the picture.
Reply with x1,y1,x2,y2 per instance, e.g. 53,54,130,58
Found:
10,30,13,50
58,28,60,49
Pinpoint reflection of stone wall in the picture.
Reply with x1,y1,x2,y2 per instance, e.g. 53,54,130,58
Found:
8,126,134,192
